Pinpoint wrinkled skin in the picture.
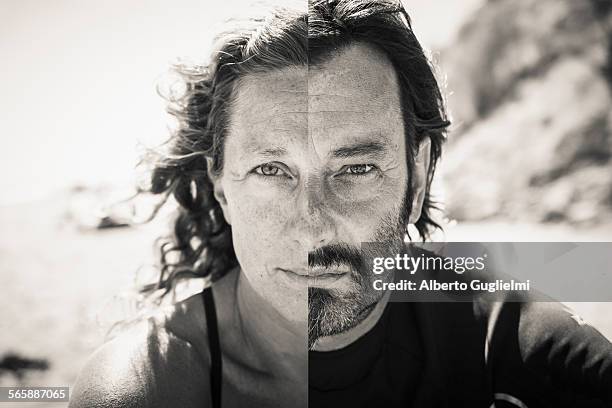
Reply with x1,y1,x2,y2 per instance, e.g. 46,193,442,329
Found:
212,43,430,347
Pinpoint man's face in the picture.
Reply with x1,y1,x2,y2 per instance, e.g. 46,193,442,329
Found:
212,43,411,337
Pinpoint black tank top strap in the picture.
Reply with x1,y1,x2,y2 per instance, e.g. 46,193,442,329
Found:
202,286,222,408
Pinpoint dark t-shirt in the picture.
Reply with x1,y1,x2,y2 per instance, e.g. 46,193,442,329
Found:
309,302,423,408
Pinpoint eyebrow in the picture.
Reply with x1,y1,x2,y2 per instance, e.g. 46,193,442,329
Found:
245,146,288,158
331,141,388,159
241,138,390,160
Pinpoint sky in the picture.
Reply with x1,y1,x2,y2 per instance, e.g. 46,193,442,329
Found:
0,0,483,205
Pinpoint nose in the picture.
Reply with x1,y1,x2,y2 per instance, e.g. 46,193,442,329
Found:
288,175,337,251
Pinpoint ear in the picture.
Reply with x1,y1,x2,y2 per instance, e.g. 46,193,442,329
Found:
408,136,431,224
206,157,231,225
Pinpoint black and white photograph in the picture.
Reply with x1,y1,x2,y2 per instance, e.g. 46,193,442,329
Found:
1,0,612,407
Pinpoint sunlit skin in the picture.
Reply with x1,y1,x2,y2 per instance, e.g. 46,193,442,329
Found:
213,42,430,354
216,44,405,316
69,42,431,408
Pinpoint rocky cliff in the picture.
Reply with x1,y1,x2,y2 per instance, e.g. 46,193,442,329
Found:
440,0,612,225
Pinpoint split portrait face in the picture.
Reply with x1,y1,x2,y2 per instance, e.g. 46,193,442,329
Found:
209,41,431,348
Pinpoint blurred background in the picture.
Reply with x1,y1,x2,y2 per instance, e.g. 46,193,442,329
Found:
1,0,611,404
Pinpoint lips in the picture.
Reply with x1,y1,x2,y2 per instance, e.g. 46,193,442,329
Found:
280,266,350,277
275,267,351,289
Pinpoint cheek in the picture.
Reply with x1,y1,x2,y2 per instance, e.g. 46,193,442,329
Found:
228,184,291,231
224,183,292,265
328,173,407,240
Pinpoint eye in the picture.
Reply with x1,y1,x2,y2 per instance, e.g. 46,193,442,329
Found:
253,163,288,177
342,164,376,175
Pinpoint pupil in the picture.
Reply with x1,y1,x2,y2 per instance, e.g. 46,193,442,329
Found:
263,165,276,175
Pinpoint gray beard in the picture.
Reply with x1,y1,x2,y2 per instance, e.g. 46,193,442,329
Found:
308,283,381,349
307,202,408,350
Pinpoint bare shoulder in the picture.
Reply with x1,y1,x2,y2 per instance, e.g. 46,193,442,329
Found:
69,270,240,408
164,268,240,346
69,313,210,408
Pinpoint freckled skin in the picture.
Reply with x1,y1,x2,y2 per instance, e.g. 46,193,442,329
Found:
214,43,410,324
69,43,432,408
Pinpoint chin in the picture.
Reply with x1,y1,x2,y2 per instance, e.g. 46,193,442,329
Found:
267,286,308,322
276,302,308,327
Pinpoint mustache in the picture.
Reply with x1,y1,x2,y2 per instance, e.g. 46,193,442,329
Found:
308,243,364,272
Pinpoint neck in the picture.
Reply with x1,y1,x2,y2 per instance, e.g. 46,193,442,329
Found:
235,271,307,376
311,289,391,351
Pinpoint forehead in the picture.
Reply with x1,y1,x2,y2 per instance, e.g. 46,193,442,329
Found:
308,43,400,113
228,42,402,152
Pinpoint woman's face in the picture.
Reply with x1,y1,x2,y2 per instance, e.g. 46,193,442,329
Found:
210,43,425,328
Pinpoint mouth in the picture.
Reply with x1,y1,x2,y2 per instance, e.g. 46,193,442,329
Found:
277,268,350,287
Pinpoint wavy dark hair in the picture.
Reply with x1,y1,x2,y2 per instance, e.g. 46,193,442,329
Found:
141,0,450,298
